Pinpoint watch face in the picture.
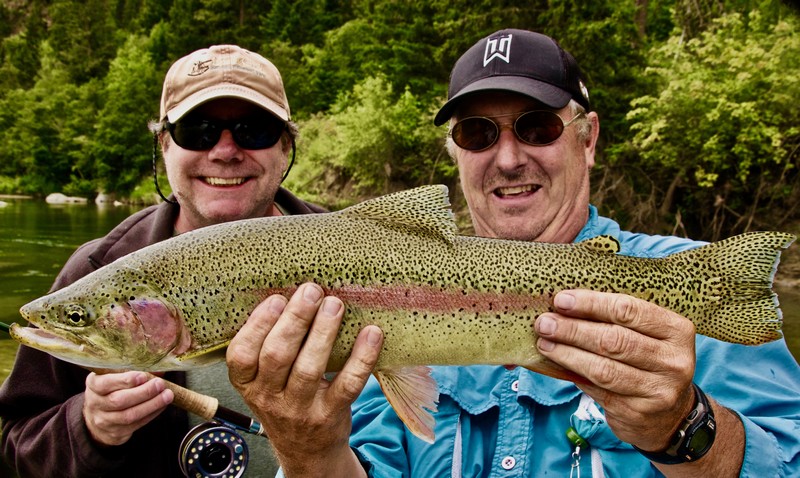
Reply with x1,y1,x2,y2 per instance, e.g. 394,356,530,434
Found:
688,426,712,454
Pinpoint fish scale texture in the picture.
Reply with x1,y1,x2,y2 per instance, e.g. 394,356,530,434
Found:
16,185,795,372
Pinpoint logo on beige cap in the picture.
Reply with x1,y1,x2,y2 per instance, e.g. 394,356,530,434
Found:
188,59,212,76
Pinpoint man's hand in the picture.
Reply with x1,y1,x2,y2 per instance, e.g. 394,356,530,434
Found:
227,283,383,478
535,289,697,452
83,371,174,446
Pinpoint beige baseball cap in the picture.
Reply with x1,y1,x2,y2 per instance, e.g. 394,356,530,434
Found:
159,44,290,123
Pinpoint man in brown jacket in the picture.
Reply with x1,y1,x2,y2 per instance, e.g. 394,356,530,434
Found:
0,44,325,477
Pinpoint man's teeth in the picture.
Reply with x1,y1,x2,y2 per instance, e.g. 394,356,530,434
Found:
205,177,245,186
497,185,535,196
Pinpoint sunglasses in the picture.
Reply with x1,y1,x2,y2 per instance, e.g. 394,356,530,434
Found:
449,110,585,151
166,113,286,151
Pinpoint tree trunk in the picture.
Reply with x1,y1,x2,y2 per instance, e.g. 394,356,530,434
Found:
635,0,648,40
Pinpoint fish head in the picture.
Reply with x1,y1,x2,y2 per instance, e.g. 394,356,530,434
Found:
12,266,191,371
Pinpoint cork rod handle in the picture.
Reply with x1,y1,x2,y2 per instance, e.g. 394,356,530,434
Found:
146,372,219,420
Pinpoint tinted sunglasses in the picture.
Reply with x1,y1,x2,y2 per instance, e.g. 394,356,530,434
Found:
449,110,585,151
166,113,286,151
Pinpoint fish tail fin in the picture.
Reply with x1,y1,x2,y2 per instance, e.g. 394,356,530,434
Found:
675,231,795,345
374,366,439,443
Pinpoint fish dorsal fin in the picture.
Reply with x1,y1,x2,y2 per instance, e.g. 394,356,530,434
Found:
340,185,456,244
577,235,620,254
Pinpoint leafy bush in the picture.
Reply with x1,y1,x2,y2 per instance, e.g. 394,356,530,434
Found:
286,75,456,208
615,11,800,238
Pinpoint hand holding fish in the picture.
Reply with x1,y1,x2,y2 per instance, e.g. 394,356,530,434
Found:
226,283,383,477
536,289,745,475
82,371,174,446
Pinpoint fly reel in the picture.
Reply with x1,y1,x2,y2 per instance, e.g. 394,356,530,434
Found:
179,421,249,478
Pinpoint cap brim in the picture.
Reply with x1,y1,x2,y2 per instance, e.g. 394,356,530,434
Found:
165,85,290,123
434,76,572,126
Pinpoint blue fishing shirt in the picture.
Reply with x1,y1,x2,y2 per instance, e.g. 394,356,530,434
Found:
344,206,800,477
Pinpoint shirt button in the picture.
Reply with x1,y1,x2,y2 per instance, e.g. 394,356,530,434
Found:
511,380,519,392
501,456,516,470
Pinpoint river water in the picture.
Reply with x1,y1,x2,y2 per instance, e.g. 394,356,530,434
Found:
1,197,799,385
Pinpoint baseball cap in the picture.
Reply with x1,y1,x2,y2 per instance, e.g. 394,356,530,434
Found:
434,29,590,126
160,45,290,123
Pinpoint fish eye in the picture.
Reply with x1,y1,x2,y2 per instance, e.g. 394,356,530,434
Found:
64,305,87,326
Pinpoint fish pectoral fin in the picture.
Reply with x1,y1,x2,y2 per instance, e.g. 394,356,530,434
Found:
176,341,230,366
374,366,439,444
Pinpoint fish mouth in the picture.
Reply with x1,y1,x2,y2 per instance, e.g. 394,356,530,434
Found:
202,176,250,187
9,323,107,363
493,184,540,198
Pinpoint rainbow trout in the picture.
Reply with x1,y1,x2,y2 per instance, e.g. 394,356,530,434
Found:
11,185,795,443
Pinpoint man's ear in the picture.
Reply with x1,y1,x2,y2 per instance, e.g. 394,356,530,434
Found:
584,111,600,169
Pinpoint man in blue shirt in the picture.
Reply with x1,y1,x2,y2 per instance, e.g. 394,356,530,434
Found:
227,29,800,477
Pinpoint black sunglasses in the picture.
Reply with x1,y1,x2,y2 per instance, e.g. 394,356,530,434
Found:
166,113,286,151
449,110,585,151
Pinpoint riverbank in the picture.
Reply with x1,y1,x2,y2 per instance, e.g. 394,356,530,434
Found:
0,194,33,199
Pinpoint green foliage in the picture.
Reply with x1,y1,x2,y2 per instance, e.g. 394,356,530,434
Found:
48,0,121,84
92,35,161,195
0,42,101,196
260,0,352,46
0,1,47,91
62,176,96,197
128,172,169,205
0,175,21,194
622,10,800,237
115,0,173,34
0,33,40,90
164,0,275,56
270,1,450,117
285,75,455,207
0,0,797,238
671,0,788,39
537,1,648,143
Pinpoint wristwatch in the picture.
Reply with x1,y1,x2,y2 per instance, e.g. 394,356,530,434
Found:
634,383,717,465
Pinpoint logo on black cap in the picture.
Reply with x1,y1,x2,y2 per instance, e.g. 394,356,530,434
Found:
483,33,513,66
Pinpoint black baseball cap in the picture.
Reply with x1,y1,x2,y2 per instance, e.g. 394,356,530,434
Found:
434,29,590,126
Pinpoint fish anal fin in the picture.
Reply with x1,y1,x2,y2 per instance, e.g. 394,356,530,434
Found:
374,366,439,444
577,235,620,254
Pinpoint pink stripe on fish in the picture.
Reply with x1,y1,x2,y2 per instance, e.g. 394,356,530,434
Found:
261,285,551,314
